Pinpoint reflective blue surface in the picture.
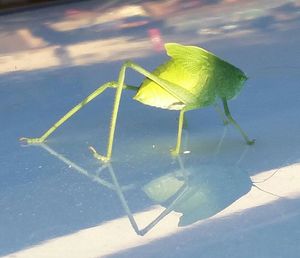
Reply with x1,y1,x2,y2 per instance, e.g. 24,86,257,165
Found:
1,1,300,257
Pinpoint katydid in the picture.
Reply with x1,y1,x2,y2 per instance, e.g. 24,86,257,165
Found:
20,43,254,162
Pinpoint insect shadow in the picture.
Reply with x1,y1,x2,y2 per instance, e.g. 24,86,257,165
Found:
32,128,277,236
20,43,254,162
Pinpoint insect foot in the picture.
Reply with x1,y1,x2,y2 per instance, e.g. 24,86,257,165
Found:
247,139,256,145
19,137,44,144
170,148,180,157
89,146,110,163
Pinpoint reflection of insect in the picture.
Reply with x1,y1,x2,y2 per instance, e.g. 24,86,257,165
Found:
20,43,254,162
143,164,252,227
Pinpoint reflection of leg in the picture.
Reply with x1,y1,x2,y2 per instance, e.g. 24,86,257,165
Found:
139,183,189,236
222,98,255,145
171,109,185,155
107,153,190,235
214,126,228,157
39,143,137,191
107,164,141,235
20,81,117,144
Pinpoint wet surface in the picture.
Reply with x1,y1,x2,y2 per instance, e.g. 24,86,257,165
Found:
0,1,300,257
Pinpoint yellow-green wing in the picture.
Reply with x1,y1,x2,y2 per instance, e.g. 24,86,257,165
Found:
166,43,248,101
134,43,247,110
134,43,217,110
134,59,204,110
166,43,221,106
164,43,212,73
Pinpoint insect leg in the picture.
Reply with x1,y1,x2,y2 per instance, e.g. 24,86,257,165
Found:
92,60,195,161
90,64,139,162
20,81,118,144
171,109,186,155
221,98,255,145
213,102,229,125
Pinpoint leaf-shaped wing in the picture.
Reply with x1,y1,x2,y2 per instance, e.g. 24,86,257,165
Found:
165,43,248,100
134,60,202,110
165,43,212,74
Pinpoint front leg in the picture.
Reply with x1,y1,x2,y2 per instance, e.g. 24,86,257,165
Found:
214,103,229,125
222,98,255,145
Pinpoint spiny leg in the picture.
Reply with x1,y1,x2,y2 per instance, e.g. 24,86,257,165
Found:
222,97,255,145
89,64,139,162
20,81,118,144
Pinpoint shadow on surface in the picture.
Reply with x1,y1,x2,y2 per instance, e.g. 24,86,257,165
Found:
106,197,300,258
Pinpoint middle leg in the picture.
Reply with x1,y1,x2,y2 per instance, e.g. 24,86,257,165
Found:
171,109,186,155
221,97,255,145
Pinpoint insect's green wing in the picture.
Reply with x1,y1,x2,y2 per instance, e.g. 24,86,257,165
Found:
166,43,248,101
134,60,199,110
134,43,216,110
164,43,211,74
165,43,218,107
134,43,247,110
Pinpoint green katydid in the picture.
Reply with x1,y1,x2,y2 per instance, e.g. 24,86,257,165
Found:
20,43,254,162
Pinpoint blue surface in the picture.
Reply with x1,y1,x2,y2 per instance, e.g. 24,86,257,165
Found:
0,1,300,257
